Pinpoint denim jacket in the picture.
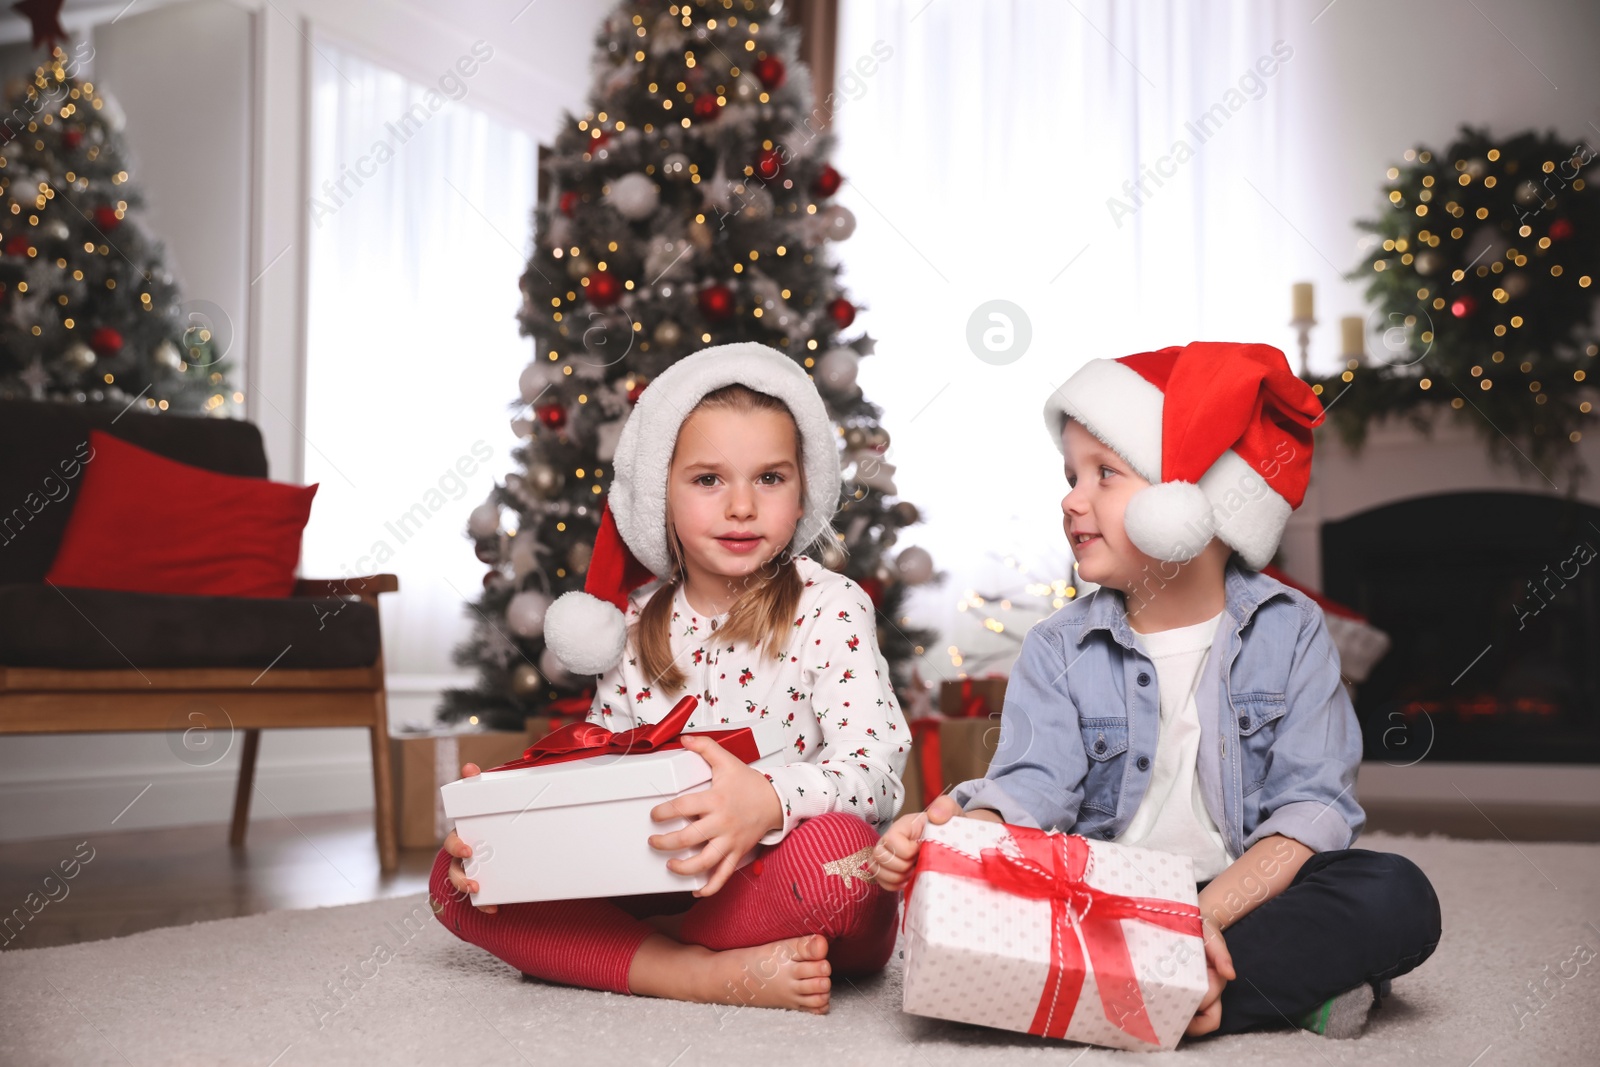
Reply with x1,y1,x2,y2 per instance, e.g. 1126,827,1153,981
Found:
951,559,1365,858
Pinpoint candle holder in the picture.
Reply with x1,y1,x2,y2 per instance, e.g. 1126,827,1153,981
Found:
1288,316,1316,377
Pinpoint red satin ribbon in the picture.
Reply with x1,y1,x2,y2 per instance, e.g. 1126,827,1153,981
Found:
909,718,946,800
487,694,762,771
906,827,1202,1045
957,677,997,718
544,688,596,719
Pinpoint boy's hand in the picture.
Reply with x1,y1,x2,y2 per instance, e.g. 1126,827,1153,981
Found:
442,763,499,915
647,734,783,897
870,794,964,892
1185,916,1236,1037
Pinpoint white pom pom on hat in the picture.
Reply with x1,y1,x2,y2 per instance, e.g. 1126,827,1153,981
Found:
541,342,843,676
1041,342,1325,569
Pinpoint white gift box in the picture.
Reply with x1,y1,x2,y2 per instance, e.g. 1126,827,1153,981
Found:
902,818,1209,1052
440,715,789,905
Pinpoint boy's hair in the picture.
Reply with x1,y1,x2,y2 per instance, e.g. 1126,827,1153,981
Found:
633,384,806,694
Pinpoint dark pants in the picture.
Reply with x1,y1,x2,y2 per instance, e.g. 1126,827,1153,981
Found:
1197,848,1442,1036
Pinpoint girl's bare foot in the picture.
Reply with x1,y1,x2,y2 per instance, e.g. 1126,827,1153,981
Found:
628,932,833,1013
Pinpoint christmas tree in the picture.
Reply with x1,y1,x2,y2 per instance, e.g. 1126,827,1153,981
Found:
0,42,227,413
1315,126,1599,481
440,0,938,730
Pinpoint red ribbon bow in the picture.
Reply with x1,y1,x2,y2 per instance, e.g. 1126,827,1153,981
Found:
488,694,763,771
906,826,1202,1045
956,676,999,718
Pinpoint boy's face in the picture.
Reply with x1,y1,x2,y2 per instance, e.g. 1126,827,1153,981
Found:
1060,419,1158,589
666,405,805,593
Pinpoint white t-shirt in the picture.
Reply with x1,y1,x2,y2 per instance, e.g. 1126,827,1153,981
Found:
1111,611,1234,883
589,555,908,844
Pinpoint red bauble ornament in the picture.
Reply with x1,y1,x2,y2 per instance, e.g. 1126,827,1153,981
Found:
587,130,610,150
62,128,82,151
5,235,30,256
559,190,580,216
535,401,568,430
89,326,124,358
1450,296,1477,318
1549,217,1574,241
756,148,784,181
626,377,649,405
92,205,121,231
827,296,856,329
698,283,735,320
753,55,786,89
692,95,723,121
859,576,885,608
812,164,842,198
586,271,622,307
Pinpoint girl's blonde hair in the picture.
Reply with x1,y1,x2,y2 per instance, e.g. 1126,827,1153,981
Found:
634,384,807,694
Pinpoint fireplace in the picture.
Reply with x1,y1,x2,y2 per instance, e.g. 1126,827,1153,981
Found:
1321,491,1600,764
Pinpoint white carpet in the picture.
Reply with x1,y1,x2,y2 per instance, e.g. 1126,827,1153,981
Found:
2,832,1597,1066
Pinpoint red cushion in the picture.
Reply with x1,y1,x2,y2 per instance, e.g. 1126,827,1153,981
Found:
45,430,318,598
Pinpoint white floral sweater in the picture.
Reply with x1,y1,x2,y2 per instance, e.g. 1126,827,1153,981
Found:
587,554,909,844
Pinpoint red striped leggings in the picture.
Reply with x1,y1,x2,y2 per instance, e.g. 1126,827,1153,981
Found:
429,812,898,994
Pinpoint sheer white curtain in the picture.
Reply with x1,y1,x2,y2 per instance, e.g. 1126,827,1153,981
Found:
833,0,1294,675
301,39,536,691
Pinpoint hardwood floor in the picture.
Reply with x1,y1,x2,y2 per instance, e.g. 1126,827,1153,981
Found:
0,812,436,953
2,801,1596,952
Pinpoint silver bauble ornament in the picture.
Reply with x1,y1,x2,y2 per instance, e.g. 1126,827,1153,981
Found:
506,590,553,638
607,172,660,221
816,348,859,392
894,546,935,585
519,361,555,403
467,501,501,538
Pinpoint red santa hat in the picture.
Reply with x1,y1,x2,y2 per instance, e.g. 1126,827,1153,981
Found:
1042,341,1323,569
541,342,842,675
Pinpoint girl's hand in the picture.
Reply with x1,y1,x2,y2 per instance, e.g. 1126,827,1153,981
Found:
1185,916,1235,1037
871,794,963,892
442,762,499,915
647,735,784,897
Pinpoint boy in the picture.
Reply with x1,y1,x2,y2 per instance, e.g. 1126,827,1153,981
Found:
875,342,1441,1039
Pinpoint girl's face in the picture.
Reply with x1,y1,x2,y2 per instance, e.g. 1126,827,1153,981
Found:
667,404,805,596
1060,418,1157,590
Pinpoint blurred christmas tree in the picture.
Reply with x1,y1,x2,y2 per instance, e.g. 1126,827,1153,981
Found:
1314,126,1598,480
440,0,938,730
0,39,228,413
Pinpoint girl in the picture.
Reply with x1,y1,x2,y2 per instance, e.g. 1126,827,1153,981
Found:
431,343,908,1014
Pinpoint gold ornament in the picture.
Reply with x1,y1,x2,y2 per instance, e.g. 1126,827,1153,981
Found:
688,217,714,250
653,319,684,347
510,663,543,696
568,541,593,572
527,462,564,497
62,342,96,371
820,540,847,571
567,254,596,280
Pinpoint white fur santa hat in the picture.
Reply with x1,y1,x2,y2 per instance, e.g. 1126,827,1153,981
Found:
1042,341,1324,570
542,342,843,675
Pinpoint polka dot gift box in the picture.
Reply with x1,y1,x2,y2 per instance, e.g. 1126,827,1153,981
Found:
901,817,1210,1051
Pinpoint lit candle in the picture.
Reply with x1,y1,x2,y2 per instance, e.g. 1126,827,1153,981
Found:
1340,316,1365,358
1291,282,1315,322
